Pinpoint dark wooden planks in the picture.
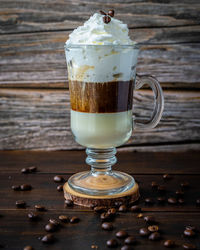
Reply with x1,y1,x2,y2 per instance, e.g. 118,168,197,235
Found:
0,173,200,211
0,151,200,174
0,89,199,150
0,0,200,33
0,210,199,250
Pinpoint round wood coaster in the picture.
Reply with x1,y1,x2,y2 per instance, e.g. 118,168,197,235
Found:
63,182,140,207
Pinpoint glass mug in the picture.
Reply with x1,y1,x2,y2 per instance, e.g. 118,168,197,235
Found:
65,44,164,196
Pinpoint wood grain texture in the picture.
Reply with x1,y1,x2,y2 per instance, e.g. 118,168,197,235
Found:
0,89,199,150
0,0,200,33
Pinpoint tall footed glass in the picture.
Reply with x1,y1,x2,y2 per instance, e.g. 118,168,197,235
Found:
65,44,164,196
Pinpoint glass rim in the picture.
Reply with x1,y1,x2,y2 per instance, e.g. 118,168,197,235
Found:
64,43,139,50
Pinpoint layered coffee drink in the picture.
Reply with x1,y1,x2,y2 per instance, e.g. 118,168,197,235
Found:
65,13,138,148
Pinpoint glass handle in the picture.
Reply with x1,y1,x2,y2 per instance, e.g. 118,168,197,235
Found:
134,74,164,130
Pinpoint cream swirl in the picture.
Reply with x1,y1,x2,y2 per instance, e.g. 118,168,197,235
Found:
66,13,134,45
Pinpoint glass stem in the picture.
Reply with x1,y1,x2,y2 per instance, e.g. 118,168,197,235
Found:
86,148,117,175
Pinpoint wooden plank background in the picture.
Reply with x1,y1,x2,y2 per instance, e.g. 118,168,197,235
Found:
0,0,200,151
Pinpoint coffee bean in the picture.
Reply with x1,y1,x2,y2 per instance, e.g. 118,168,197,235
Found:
41,234,55,244
94,206,107,213
181,181,190,188
116,230,128,238
107,208,116,216
139,228,150,237
163,174,172,180
28,166,37,172
157,197,166,203
49,218,60,227
106,239,118,248
121,245,133,250
118,205,127,212
163,240,176,248
144,215,156,224
53,175,64,183
64,199,74,207
124,236,136,245
145,198,154,205
20,184,32,191
57,185,63,192
35,205,46,211
178,198,185,204
157,185,166,192
175,190,184,197
196,198,200,206
16,200,26,208
58,215,69,223
24,246,34,250
168,197,177,204
21,168,30,174
148,225,159,232
184,229,196,237
182,243,197,249
70,216,80,223
149,232,161,241
185,225,197,232
103,15,111,24
151,181,158,188
45,223,57,232
137,213,143,218
28,212,39,221
11,185,21,191
99,10,106,15
114,201,123,208
108,10,115,17
100,212,112,222
130,205,141,212
101,222,113,231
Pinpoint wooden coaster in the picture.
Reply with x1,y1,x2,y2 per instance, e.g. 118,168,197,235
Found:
63,182,140,207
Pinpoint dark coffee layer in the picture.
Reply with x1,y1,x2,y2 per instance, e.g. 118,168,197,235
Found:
69,80,134,113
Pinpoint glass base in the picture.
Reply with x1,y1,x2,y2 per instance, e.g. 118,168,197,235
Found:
68,148,135,196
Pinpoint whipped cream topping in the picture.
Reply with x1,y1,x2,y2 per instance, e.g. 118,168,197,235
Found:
66,13,134,45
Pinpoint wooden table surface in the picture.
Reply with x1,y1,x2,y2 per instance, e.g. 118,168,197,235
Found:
0,150,200,250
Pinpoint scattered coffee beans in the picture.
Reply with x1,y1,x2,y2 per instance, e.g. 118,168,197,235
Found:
70,216,80,223
114,201,123,208
180,181,190,188
145,198,155,205
130,205,141,212
151,181,158,188
118,205,127,212
157,185,166,192
148,225,159,232
185,226,197,232
49,219,60,227
27,212,39,221
116,230,128,238
29,166,37,172
144,215,156,224
168,197,177,204
182,243,196,249
175,190,184,197
163,174,172,180
149,232,161,241
57,185,63,192
106,239,118,248
35,205,46,211
58,215,69,223
21,168,29,174
24,246,34,250
100,212,111,222
163,240,176,248
11,185,21,191
64,199,74,207
20,184,32,191
45,223,57,232
101,222,113,231
137,213,143,218
183,229,196,237
107,208,116,216
16,200,26,208
53,175,64,183
94,206,106,213
41,234,55,244
124,236,136,245
139,228,150,237
178,198,185,204
157,197,166,203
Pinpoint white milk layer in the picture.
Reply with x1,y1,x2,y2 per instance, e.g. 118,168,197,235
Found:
71,110,133,148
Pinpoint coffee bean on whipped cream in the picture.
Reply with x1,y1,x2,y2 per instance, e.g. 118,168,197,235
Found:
103,15,111,24
108,10,115,17
99,10,107,15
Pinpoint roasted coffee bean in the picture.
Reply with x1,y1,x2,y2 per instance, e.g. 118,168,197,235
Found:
168,197,177,204
151,181,158,188
12,185,21,191
21,168,30,174
114,201,123,207
108,10,115,17
185,225,197,232
139,228,150,237
107,208,116,216
41,234,55,244
181,181,190,188
144,215,156,224
28,166,37,172
182,243,196,249
101,222,113,231
163,174,172,180
137,213,143,218
58,215,69,223
178,198,185,204
116,230,128,238
157,185,166,192
124,236,136,245
106,239,118,248
103,15,111,24
184,229,196,237
27,212,39,221
99,10,106,15
100,212,112,222
148,225,159,232
163,240,176,248
196,198,200,206
57,185,63,192
53,175,64,183
64,199,74,207
20,184,32,191
149,232,161,241
45,223,57,232
35,205,46,211
145,198,154,205
70,216,80,223
130,205,141,212
157,197,166,203
121,245,133,250
175,190,184,197
49,218,60,227
94,206,107,213
24,246,34,250
118,205,127,212
16,200,26,208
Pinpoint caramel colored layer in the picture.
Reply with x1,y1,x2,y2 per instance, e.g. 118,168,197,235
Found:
69,80,134,113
